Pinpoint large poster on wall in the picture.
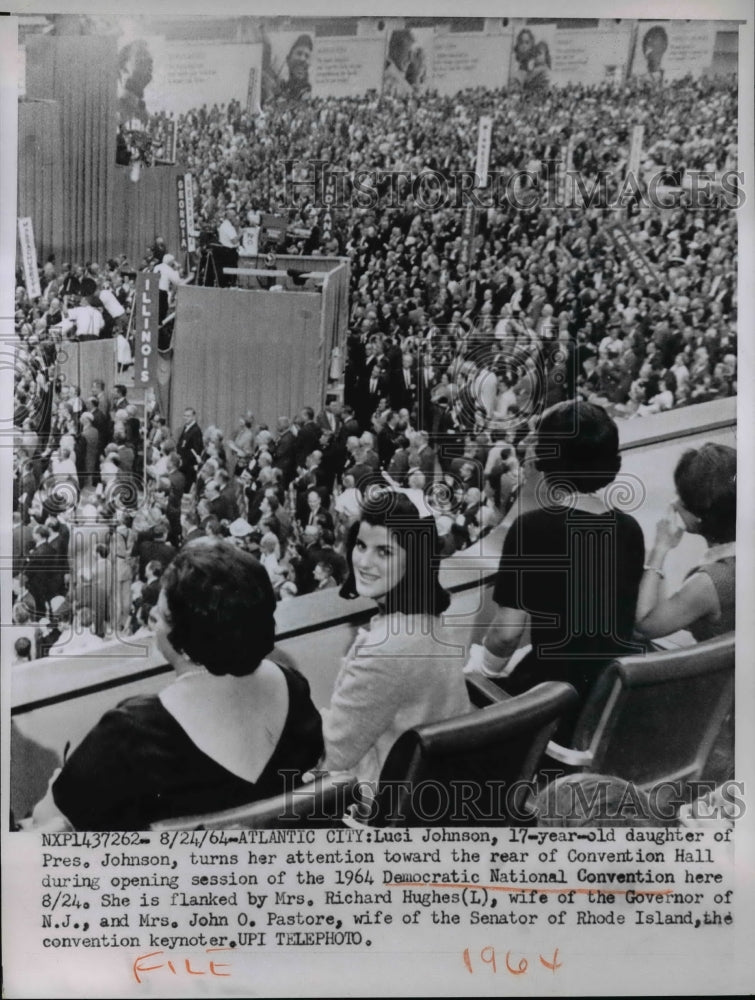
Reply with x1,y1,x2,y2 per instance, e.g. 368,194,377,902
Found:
550,27,632,86
509,22,556,91
145,39,264,115
430,32,512,95
311,37,384,98
116,34,262,163
382,25,433,97
630,20,718,80
261,29,315,104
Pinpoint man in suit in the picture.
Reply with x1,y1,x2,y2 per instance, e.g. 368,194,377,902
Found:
87,395,108,451
77,412,100,488
176,407,203,492
294,407,322,469
316,399,343,438
160,452,186,546
376,410,400,469
273,416,297,487
338,405,360,446
23,524,62,615
390,352,417,412
358,345,389,430
132,518,176,581
12,510,34,577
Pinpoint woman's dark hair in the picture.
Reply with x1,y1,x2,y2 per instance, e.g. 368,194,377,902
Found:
535,401,621,494
339,490,450,616
160,538,276,676
674,443,736,544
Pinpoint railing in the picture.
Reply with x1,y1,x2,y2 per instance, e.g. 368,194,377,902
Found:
9,397,736,819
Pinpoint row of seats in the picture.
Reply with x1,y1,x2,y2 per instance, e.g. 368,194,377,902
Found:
151,633,734,830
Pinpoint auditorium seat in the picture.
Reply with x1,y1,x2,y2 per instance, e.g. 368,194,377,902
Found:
543,633,735,796
149,773,358,832
367,681,579,827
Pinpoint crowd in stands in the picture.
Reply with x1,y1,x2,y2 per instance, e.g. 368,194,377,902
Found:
12,72,738,658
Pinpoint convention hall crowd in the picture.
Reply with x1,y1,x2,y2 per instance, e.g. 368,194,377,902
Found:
12,71,738,660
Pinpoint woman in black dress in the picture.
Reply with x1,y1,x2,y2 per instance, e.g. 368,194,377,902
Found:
31,538,323,830
467,401,645,719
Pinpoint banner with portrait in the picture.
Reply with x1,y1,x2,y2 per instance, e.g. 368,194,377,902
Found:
549,27,632,86
261,30,315,105
630,20,718,81
116,35,262,163
429,32,512,96
509,22,556,92
382,26,433,97
311,37,385,98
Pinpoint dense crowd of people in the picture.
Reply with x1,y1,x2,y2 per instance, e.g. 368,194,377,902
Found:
12,72,738,660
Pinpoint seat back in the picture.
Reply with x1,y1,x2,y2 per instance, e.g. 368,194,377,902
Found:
372,681,578,827
150,774,357,832
572,633,734,787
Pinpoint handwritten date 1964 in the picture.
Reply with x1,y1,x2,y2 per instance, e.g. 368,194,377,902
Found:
463,946,561,976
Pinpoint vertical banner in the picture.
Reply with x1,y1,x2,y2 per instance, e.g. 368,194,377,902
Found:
17,217,41,300
459,202,477,269
183,173,196,254
176,174,196,253
246,65,260,114
152,119,177,164
475,115,493,188
627,123,645,180
134,271,159,388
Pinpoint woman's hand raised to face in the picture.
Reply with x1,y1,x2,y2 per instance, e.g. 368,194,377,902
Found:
654,503,685,553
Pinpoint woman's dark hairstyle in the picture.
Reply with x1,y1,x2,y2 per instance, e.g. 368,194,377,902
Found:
161,538,276,676
535,400,621,494
14,637,32,659
674,443,736,544
317,550,345,585
339,489,450,616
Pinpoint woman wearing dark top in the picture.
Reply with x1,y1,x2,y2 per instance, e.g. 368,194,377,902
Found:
33,539,323,830
635,443,736,642
467,401,645,710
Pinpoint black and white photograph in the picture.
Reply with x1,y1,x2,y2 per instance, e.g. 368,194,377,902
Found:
2,1,753,996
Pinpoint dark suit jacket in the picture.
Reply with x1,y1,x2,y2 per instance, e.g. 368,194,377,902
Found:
390,369,417,412
13,522,34,576
24,542,65,607
176,422,204,482
295,421,322,467
273,429,298,486
316,410,343,438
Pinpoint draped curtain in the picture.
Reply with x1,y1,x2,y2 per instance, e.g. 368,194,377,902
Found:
25,35,116,264
17,100,64,264
112,165,182,267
